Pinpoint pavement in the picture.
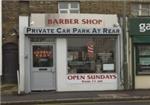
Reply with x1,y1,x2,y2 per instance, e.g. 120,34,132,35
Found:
1,89,150,105
0,84,17,95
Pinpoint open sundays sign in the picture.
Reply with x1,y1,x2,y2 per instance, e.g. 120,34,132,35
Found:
67,74,117,84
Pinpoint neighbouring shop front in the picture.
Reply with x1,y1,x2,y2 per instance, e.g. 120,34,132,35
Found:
19,14,123,93
129,17,150,89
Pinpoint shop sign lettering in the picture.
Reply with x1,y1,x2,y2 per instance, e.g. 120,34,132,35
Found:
25,27,121,35
48,19,103,25
67,74,117,84
129,17,150,35
139,23,150,32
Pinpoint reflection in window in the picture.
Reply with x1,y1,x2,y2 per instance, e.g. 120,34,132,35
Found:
33,45,53,67
136,45,150,74
138,45,150,56
59,2,68,9
67,37,116,74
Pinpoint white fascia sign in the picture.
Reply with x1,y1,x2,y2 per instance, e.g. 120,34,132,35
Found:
24,27,121,35
26,14,121,36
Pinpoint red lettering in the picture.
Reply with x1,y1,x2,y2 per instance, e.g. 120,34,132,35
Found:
59,19,64,24
68,76,73,80
112,75,117,79
101,75,105,79
105,75,110,79
48,19,52,24
82,19,102,25
74,19,79,24
48,19,79,25
67,75,85,80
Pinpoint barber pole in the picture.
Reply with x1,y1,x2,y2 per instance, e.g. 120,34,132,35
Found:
87,41,94,58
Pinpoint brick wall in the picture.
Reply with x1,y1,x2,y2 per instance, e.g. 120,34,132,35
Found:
1,0,139,44
2,1,19,44
29,1,58,13
80,1,130,16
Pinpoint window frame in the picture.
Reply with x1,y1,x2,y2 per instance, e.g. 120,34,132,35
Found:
131,3,150,16
58,2,80,14
131,3,139,16
141,4,150,16
136,44,150,75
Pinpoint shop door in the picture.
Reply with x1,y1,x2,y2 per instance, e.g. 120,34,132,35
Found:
31,43,56,91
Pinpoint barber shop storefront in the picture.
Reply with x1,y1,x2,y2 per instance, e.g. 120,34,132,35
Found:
129,17,150,89
19,14,123,93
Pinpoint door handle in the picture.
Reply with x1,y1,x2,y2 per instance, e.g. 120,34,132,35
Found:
39,68,48,71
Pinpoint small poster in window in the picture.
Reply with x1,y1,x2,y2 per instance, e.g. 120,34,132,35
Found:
103,64,114,71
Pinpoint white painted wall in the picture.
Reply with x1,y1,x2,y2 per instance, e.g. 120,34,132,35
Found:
56,38,67,91
24,37,31,93
30,14,45,27
116,34,123,90
19,16,28,92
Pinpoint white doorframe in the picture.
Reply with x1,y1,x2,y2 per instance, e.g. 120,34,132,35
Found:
30,42,56,91
19,16,29,93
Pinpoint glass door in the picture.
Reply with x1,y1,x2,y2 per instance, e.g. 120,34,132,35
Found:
31,43,56,90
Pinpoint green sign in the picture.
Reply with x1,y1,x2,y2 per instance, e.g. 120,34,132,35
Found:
129,17,150,36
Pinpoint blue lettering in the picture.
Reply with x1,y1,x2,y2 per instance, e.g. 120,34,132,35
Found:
57,28,61,33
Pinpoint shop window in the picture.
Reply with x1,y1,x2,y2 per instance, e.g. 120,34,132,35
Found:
136,45,150,75
58,2,80,14
67,37,116,74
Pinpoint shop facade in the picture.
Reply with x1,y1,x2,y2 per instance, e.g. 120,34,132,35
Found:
19,13,123,93
129,17,150,89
